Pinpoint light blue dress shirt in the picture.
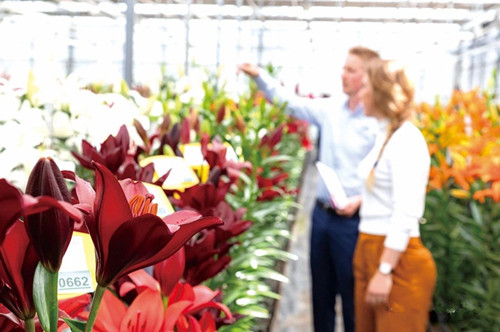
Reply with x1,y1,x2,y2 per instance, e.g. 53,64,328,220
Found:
254,70,378,204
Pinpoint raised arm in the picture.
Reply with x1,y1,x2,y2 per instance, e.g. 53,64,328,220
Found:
237,63,332,127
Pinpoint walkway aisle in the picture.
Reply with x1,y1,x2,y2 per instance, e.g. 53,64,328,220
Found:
269,149,344,332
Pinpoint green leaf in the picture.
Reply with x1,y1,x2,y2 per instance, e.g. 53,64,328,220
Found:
33,263,59,332
261,155,292,165
62,318,87,332
469,201,484,225
253,247,298,261
237,170,252,185
237,304,270,318
245,267,289,283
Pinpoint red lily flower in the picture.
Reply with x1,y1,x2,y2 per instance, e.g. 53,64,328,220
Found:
172,183,228,216
77,288,165,332
72,124,130,173
212,202,252,242
184,231,232,286
0,220,39,321
200,134,252,185
24,157,81,272
81,272,233,331
173,183,252,285
74,161,222,286
182,204,251,285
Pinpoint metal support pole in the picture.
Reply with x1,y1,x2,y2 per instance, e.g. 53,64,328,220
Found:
185,0,192,75
257,0,264,66
124,0,135,86
216,0,223,69
66,18,75,76
236,0,243,60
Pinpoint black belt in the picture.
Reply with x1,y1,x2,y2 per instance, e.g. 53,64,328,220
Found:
315,200,359,218
316,200,337,215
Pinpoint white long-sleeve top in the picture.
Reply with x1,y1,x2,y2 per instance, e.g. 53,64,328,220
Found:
358,119,430,252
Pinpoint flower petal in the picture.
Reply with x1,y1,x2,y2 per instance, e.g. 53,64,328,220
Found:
88,289,127,332
153,247,185,297
124,269,160,295
92,161,133,264
0,221,39,320
163,300,192,331
120,289,164,332
0,180,24,242
145,216,223,269
97,214,172,286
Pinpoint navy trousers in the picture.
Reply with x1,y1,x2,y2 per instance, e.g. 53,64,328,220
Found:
310,201,359,332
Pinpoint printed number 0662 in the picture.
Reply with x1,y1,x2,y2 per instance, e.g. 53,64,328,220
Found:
59,277,89,288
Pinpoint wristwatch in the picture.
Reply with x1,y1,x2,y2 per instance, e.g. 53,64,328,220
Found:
378,262,392,275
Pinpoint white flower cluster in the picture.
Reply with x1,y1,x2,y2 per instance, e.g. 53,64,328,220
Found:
0,71,150,189
0,66,231,190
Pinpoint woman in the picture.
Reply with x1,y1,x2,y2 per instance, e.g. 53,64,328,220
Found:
353,59,437,332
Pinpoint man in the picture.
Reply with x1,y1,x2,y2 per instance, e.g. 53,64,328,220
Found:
238,46,380,332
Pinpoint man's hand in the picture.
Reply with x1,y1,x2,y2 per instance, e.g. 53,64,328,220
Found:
237,63,260,77
335,195,361,217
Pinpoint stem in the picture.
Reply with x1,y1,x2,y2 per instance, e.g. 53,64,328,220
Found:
33,263,59,332
85,285,106,332
24,317,35,332
47,270,58,332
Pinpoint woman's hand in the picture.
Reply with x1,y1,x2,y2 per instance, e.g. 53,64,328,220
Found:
365,271,393,305
335,195,361,217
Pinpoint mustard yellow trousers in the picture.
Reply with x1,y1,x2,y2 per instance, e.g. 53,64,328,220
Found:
353,233,437,332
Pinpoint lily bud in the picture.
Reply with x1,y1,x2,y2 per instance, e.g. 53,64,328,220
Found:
24,157,75,273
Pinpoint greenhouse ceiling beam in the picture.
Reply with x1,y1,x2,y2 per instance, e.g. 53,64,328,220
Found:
127,13,468,24
194,0,500,10
0,8,468,25
0,0,487,25
0,1,122,19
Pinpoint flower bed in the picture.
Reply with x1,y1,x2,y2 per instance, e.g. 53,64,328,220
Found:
0,68,311,331
414,80,500,330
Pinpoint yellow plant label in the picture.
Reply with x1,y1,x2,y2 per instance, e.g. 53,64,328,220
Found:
58,232,97,299
139,155,200,191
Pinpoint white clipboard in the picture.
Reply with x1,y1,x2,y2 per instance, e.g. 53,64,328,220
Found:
315,161,349,209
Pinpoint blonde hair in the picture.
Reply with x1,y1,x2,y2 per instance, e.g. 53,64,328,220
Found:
348,46,380,63
366,59,415,187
